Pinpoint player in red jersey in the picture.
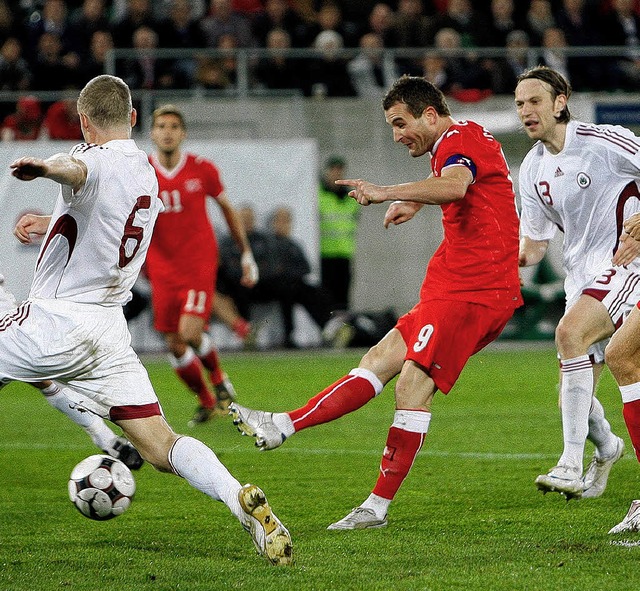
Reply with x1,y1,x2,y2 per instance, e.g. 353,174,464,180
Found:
146,104,258,426
230,75,523,529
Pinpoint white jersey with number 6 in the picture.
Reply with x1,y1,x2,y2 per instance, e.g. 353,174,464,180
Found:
519,120,640,301
29,140,161,306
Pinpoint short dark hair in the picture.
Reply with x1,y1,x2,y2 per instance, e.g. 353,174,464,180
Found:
382,75,451,118
516,66,572,123
152,104,186,128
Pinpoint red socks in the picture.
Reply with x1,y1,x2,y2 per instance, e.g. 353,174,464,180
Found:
175,355,216,408
372,426,426,500
288,369,383,432
199,347,224,385
623,399,640,462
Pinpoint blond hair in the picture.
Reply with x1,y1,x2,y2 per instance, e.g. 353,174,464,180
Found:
152,104,186,129
76,75,132,129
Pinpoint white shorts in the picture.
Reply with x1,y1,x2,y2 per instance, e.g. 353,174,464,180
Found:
0,298,160,420
571,266,640,364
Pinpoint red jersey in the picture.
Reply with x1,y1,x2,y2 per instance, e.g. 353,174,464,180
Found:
421,120,522,310
146,152,223,289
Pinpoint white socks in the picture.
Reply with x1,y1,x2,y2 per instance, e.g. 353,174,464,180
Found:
169,436,243,519
587,396,617,459
361,493,391,519
272,413,295,438
41,383,117,452
558,356,593,470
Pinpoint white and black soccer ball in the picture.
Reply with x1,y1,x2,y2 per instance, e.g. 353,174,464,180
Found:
68,454,136,521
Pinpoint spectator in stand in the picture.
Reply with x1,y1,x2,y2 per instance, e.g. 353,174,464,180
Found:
347,32,399,98
111,0,157,48
254,28,304,93
305,29,356,97
26,0,73,60
392,0,436,50
432,27,493,100
0,1,20,47
420,52,452,90
200,0,255,48
491,29,532,94
66,0,110,58
80,29,114,82
195,54,233,90
157,0,207,49
251,0,310,47
600,0,640,90
156,0,207,86
486,0,525,48
0,37,31,92
1,95,43,141
216,32,240,86
305,1,360,48
30,32,80,90
43,97,83,140
365,3,397,48
318,155,360,312
121,25,188,89
432,0,491,47
553,0,604,89
525,0,556,46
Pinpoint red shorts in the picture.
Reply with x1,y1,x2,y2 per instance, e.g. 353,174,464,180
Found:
395,299,515,394
151,285,214,333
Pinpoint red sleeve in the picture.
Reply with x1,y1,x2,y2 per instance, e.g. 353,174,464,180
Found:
197,156,224,199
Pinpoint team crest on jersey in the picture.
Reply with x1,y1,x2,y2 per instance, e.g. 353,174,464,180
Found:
576,172,591,188
185,178,203,192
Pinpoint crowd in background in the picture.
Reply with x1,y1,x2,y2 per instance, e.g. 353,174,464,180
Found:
1,0,640,133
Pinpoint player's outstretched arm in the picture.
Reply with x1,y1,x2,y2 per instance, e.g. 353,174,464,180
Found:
10,154,87,192
336,166,472,207
14,214,52,245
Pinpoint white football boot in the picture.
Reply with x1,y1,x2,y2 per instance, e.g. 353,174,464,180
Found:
609,500,640,534
327,507,388,530
535,464,584,500
238,484,293,565
229,403,287,450
582,436,625,499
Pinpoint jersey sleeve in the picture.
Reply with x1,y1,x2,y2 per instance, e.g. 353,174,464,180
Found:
518,159,557,242
62,143,101,206
438,128,477,181
198,156,224,199
604,125,640,178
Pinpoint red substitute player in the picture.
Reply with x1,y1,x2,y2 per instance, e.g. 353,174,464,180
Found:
230,75,523,529
146,104,258,426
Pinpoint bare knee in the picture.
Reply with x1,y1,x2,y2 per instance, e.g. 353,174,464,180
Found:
555,317,581,356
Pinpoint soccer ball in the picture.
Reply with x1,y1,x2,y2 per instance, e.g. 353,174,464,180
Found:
68,454,136,521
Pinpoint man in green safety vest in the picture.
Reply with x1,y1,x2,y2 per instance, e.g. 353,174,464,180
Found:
318,155,361,311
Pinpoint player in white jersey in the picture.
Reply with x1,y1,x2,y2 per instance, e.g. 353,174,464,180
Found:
1,75,292,565
0,273,143,468
516,66,640,500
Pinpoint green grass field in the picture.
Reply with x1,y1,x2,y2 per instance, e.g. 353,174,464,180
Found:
1,346,640,591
